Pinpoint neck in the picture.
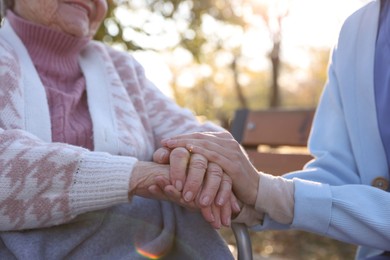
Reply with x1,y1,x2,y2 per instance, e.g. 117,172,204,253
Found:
6,10,90,77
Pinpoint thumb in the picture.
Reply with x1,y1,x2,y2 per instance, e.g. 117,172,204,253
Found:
153,147,171,164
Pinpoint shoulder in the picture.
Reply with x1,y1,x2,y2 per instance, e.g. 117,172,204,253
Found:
0,34,22,77
330,0,379,67
0,31,20,63
338,0,379,42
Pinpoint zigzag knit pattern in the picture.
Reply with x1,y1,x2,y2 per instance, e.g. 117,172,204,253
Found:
0,32,222,231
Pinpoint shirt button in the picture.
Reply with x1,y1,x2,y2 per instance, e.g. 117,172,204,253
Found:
371,177,389,191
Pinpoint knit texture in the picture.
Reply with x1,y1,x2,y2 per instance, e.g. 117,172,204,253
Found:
0,12,231,259
7,11,94,150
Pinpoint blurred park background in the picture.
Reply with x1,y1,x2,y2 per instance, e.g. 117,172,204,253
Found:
95,0,370,258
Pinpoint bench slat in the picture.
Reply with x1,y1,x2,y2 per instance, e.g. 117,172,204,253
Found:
240,109,314,147
246,151,313,176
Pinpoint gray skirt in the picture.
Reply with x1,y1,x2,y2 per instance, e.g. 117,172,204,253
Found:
0,196,233,260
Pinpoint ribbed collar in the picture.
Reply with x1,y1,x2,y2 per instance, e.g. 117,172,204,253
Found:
6,10,90,77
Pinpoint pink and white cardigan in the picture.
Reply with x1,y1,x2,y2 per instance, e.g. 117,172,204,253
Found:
0,19,222,231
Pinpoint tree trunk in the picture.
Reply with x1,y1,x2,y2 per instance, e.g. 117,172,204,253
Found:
231,57,248,109
270,40,281,108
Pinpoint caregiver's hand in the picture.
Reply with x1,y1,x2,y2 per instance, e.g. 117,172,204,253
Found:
161,132,260,207
153,147,240,228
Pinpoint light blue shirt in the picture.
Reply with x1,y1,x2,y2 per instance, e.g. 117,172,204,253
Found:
375,0,390,179
254,1,390,258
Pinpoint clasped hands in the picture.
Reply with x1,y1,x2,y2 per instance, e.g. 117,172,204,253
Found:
152,142,240,229
130,132,260,229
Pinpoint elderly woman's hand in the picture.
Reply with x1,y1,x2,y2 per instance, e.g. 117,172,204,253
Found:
129,161,171,200
161,132,260,207
152,146,240,229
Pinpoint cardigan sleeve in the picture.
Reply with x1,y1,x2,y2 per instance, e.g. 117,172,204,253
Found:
0,129,136,231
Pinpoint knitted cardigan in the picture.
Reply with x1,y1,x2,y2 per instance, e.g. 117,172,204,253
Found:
0,19,232,259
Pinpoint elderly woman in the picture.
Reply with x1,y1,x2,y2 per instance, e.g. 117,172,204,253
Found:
0,0,238,258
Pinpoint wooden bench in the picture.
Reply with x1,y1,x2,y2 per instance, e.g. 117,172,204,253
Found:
229,108,315,260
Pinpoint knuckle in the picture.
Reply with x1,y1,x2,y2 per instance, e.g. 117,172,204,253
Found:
185,179,202,189
171,147,190,159
190,155,207,170
223,174,233,184
208,151,221,161
221,132,233,139
207,164,223,177
193,132,202,139
230,139,240,149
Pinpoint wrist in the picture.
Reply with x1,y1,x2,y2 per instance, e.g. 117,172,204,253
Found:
128,161,170,198
254,173,295,224
128,161,147,197
247,172,261,207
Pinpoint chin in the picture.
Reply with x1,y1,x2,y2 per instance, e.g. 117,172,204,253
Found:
64,25,90,38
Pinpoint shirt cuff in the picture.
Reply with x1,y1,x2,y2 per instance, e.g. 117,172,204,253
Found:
232,204,264,227
255,173,295,224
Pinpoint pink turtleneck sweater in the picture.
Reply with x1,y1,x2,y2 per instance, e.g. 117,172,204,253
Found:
7,11,94,150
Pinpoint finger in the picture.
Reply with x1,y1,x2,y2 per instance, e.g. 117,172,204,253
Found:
220,200,232,227
215,174,233,206
230,192,241,214
164,138,238,165
169,147,191,192
162,132,233,145
162,185,199,210
163,185,183,202
182,154,208,202
152,147,171,164
148,174,172,201
197,162,223,207
200,206,215,223
210,203,222,229
148,185,168,200
155,176,172,190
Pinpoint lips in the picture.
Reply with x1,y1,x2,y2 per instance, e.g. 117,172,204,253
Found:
65,1,92,18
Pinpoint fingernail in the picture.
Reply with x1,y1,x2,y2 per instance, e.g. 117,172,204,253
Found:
184,191,193,202
175,180,183,191
225,217,231,227
215,222,221,229
217,197,225,206
201,195,210,206
233,201,241,212
159,150,168,162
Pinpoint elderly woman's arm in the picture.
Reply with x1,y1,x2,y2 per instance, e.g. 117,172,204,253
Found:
0,128,181,231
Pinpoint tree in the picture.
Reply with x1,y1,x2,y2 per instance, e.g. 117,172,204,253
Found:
254,0,291,108
95,0,246,57
93,0,324,124
94,0,251,122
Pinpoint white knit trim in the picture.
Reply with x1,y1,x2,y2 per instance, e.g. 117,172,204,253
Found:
0,20,52,142
79,45,119,154
69,152,137,217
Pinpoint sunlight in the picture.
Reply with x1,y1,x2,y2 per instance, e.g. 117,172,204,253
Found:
129,0,370,96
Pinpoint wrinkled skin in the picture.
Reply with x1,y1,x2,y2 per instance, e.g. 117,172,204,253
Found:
13,0,107,37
